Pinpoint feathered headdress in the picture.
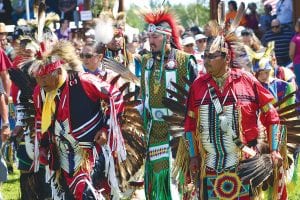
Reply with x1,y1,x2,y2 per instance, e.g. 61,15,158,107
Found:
94,0,126,45
208,1,247,67
143,9,181,50
18,2,82,76
27,41,83,76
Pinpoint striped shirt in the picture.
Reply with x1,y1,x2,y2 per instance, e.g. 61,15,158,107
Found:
262,27,294,65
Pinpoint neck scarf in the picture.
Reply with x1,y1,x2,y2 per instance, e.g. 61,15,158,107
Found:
41,75,65,133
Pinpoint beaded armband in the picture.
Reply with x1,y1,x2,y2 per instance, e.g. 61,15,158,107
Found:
261,101,275,113
185,131,198,157
269,124,280,151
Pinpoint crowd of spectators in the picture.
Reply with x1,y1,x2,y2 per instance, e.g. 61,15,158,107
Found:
0,0,83,25
0,1,300,199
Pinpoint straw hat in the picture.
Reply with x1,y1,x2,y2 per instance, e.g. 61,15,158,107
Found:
0,23,7,33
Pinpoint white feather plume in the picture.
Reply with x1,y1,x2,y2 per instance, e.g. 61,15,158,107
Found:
95,15,114,45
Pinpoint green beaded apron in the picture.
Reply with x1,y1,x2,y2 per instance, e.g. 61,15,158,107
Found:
141,49,191,200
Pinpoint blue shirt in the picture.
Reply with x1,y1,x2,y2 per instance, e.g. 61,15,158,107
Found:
262,27,294,65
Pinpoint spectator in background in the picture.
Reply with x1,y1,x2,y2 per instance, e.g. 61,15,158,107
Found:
81,41,104,76
126,34,139,55
56,19,72,40
137,31,150,56
195,33,207,74
276,0,293,28
195,34,207,53
225,1,247,27
0,0,12,25
45,0,60,14
0,48,11,193
84,28,95,43
72,38,84,55
0,23,15,61
0,47,12,143
11,0,25,24
11,0,34,24
241,28,261,51
182,34,195,55
58,0,76,20
245,3,259,36
259,4,275,34
289,18,300,87
182,33,204,76
190,25,202,36
262,19,294,66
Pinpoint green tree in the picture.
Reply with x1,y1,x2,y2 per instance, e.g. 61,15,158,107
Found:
126,5,146,31
91,0,103,17
172,3,209,29
126,2,209,32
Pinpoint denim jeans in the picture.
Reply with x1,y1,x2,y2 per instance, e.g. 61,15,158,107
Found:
0,138,8,182
294,63,300,87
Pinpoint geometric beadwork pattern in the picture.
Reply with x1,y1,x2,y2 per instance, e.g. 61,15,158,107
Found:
206,171,250,200
214,172,241,200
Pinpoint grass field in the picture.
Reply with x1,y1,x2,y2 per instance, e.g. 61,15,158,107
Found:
1,170,21,200
0,166,299,200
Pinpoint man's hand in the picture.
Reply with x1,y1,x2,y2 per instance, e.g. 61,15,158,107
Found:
11,125,23,138
189,156,200,182
271,150,282,166
3,94,9,105
1,124,10,143
94,130,107,146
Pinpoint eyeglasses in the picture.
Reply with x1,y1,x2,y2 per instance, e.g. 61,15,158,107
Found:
80,53,95,59
197,39,207,43
203,53,224,60
271,25,280,29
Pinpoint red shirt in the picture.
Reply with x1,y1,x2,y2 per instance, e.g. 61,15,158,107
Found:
185,68,279,143
0,48,12,71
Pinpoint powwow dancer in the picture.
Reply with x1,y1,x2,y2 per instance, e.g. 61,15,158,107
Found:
7,6,60,199
141,8,197,199
8,23,57,200
12,3,120,199
247,42,299,199
161,2,300,200
29,40,124,199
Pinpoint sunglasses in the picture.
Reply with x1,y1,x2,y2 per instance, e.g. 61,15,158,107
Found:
197,39,207,43
271,25,280,29
204,53,224,60
80,53,95,59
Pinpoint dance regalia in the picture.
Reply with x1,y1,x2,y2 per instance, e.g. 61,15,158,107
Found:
184,68,280,199
261,78,295,109
260,78,296,200
9,56,52,200
34,72,123,200
141,49,196,200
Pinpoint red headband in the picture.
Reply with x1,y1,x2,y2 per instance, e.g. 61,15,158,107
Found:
36,60,63,76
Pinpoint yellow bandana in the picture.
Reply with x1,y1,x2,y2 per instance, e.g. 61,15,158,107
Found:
41,78,65,134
